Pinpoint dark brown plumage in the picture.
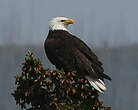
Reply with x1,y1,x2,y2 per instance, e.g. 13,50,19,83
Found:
44,30,111,82
44,17,111,93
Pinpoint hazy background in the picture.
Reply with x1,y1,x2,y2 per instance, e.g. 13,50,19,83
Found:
0,0,138,110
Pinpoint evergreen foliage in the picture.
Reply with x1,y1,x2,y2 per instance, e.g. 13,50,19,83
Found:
12,51,112,110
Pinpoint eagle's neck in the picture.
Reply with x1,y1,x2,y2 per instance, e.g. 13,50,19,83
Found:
49,24,68,31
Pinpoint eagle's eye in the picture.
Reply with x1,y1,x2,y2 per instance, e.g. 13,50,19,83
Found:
60,20,66,22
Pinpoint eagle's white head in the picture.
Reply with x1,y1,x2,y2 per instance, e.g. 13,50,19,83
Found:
49,17,74,31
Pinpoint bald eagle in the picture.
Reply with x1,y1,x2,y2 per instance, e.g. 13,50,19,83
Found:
44,17,111,93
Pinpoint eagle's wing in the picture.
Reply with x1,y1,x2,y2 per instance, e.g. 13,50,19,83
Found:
72,36,102,65
71,34,111,80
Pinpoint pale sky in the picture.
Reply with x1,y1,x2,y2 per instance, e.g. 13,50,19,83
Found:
0,0,138,47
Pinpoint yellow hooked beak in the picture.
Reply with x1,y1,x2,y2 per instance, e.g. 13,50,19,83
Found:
64,19,74,25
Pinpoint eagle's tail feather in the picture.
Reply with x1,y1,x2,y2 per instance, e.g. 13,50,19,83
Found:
90,81,103,93
101,73,112,81
85,76,106,93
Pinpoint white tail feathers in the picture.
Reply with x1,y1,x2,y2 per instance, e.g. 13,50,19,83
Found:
85,76,106,93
